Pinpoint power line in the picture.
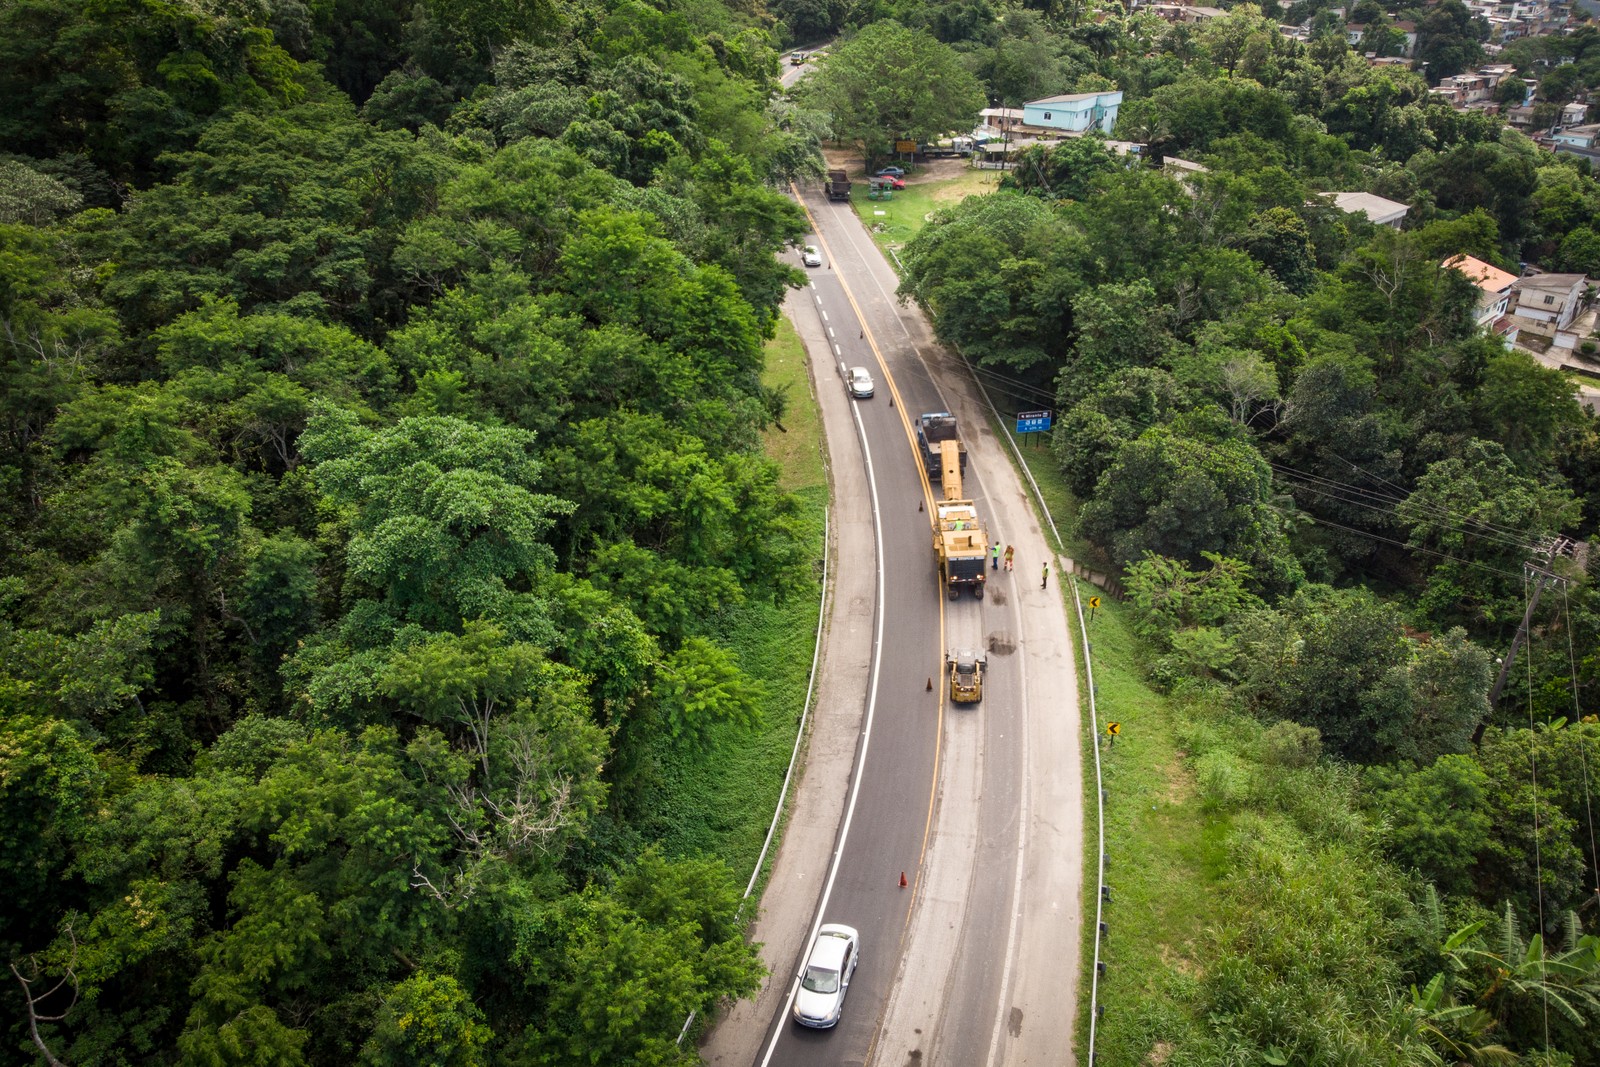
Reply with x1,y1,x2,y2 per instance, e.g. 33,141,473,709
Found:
1322,448,1550,547
963,359,1059,406
1270,462,1547,558
1273,455,1549,552
1522,568,1550,1051
1262,503,1531,583
1560,583,1600,911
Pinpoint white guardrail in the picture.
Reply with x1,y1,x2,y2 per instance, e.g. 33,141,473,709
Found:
964,349,1107,1064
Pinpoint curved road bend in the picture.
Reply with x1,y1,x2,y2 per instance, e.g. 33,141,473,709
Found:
700,176,1084,1067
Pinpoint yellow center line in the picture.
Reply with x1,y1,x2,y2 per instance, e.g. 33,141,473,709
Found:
792,184,947,1056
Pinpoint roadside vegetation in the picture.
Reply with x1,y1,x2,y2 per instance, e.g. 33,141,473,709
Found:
0,1,830,1062
788,1,1600,1059
655,315,829,874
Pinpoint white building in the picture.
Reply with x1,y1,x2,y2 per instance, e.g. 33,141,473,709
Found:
1021,92,1124,136
1329,191,1410,227
1444,254,1519,334
1512,272,1590,334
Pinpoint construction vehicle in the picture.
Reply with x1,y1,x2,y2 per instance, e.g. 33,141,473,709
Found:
824,169,851,201
932,438,988,599
916,412,967,483
946,649,987,703
790,50,807,65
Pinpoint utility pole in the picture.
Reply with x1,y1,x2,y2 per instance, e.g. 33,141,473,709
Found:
1477,538,1576,743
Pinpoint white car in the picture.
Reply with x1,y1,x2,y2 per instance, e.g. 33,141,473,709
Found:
801,245,822,267
792,924,860,1028
847,366,874,398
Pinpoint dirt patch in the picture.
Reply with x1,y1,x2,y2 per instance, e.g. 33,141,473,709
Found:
822,147,983,186
1162,755,1196,805
1147,1040,1175,1065
1158,943,1202,979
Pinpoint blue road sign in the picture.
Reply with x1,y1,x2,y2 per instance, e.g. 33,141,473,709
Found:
1016,410,1052,434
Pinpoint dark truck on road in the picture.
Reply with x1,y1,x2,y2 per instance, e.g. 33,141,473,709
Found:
824,169,851,200
916,412,967,483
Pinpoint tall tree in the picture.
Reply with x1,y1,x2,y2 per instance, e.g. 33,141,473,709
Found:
803,20,985,168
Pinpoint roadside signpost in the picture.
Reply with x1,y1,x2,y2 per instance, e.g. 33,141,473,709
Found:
1016,409,1052,446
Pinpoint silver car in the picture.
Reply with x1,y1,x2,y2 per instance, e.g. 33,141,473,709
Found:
792,924,860,1028
847,366,874,398
801,245,822,267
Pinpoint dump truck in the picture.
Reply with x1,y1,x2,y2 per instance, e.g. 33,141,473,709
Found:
916,412,967,483
824,169,851,201
946,649,987,703
932,438,988,599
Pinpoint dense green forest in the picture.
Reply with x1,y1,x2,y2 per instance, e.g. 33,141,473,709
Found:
813,0,1600,1063
0,0,829,1062
7,0,1600,1062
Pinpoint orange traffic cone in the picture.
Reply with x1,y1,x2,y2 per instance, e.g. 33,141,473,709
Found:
899,871,908,889
926,677,933,691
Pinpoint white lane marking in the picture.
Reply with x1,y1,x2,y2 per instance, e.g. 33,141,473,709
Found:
758,350,890,1067
833,344,841,357
827,327,835,338
818,189,1049,1064
822,310,829,321
984,568,1033,1066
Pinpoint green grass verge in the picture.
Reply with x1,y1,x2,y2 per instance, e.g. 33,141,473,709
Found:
852,166,1003,260
651,316,827,888
996,427,1219,1062
761,313,827,495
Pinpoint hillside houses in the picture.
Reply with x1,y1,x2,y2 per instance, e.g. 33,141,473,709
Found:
1444,254,1521,340
1429,64,1522,110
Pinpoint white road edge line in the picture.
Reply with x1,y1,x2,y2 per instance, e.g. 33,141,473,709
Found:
758,360,889,1067
984,569,1032,1066
826,200,1040,1065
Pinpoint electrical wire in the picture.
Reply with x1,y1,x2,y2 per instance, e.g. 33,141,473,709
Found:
1523,569,1550,1051
1561,582,1600,911
1322,448,1552,548
1261,503,1531,583
1270,463,1550,559
1272,458,1551,556
963,359,1060,406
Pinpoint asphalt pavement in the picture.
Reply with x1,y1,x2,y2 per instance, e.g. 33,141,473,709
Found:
699,175,1085,1067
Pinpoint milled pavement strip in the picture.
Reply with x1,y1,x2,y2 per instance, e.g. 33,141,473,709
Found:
699,282,876,1067
824,210,1085,1064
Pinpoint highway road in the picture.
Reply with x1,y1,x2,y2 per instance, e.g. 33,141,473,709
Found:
758,204,1026,1067
701,104,1084,1067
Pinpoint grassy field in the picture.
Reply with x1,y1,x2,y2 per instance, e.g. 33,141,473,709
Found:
652,313,828,888
760,314,826,494
852,165,1002,260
